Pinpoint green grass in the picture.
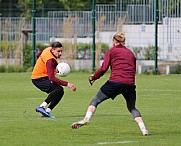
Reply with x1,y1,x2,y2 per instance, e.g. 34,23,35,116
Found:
0,72,181,146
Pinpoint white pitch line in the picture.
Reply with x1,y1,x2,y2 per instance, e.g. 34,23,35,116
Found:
141,93,172,96
27,98,44,100
141,89,181,92
97,141,137,145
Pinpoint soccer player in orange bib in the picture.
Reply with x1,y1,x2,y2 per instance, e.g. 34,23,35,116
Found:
31,42,76,118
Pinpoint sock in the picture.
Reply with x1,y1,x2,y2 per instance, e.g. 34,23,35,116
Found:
40,102,47,108
46,108,51,113
138,122,146,131
84,111,92,121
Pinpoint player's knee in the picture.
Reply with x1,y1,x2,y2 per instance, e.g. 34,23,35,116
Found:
56,88,64,98
131,108,141,118
89,90,108,107
90,97,101,107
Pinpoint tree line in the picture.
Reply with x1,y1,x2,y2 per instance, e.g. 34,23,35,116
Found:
0,0,180,18
0,0,115,18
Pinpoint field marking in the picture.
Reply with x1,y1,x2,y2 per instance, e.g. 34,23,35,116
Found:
97,140,137,145
141,93,172,97
27,98,44,100
141,89,181,92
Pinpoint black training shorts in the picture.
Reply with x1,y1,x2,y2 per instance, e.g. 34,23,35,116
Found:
100,80,136,102
32,76,62,93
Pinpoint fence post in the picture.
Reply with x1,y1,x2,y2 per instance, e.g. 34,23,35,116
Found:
154,0,159,74
32,0,36,68
92,0,96,72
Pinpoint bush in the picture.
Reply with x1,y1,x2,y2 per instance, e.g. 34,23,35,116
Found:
23,43,32,69
0,65,6,72
170,65,181,74
0,65,26,73
23,43,47,69
76,43,109,59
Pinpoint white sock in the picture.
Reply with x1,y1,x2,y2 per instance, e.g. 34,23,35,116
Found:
40,102,47,108
138,122,146,131
84,111,92,121
46,108,51,113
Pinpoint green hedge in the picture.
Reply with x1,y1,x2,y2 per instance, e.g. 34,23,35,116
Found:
170,65,181,74
0,65,26,73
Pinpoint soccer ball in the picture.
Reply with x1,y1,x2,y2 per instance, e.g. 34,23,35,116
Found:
56,62,70,77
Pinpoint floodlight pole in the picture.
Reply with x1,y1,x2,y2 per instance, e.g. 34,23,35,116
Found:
32,0,36,67
154,0,159,74
92,0,96,72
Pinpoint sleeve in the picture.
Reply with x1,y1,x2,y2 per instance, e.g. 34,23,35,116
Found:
36,50,44,58
46,59,68,86
92,50,110,80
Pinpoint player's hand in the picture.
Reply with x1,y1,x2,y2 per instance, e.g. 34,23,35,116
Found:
67,83,76,91
89,75,95,86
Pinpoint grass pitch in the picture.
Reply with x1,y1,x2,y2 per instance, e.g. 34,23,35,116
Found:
0,72,180,146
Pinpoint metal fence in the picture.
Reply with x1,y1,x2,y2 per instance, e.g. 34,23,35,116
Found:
0,0,181,67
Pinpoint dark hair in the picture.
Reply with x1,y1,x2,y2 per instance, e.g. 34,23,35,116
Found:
51,42,63,48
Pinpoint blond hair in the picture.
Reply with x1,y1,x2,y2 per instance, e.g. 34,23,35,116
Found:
113,33,125,46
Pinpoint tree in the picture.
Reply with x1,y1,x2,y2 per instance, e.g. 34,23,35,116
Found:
59,0,115,11
17,0,42,19
0,0,19,17
59,0,87,11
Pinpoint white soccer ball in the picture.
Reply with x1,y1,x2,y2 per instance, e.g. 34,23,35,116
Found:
56,63,70,77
